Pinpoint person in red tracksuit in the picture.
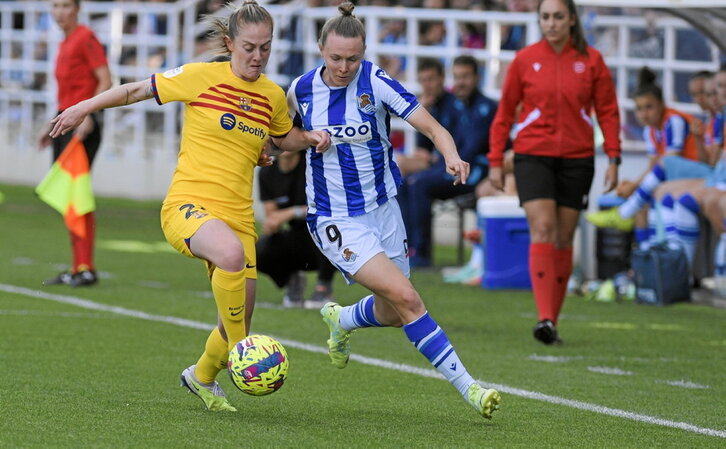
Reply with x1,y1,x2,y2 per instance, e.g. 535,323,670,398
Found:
488,0,621,344
38,0,111,287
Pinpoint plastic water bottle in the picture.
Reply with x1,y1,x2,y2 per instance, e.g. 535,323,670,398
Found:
613,271,636,302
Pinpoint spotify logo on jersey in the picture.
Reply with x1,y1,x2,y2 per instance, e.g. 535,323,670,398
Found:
220,113,236,130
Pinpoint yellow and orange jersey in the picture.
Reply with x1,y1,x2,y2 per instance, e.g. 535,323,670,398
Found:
152,62,292,227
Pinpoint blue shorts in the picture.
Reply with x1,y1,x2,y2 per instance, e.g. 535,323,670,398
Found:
662,155,712,181
705,160,726,189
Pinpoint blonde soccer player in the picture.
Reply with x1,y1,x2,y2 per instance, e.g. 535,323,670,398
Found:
48,0,329,411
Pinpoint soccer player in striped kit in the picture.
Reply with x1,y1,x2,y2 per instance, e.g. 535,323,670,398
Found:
287,2,501,419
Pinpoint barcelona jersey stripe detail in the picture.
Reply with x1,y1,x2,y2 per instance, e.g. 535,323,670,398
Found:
188,101,270,127
151,74,162,105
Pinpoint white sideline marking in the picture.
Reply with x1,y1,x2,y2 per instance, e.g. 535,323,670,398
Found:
1,283,724,439
587,366,633,376
659,380,710,390
0,309,113,319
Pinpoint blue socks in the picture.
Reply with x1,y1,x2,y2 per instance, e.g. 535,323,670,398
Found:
339,295,382,331
404,312,475,396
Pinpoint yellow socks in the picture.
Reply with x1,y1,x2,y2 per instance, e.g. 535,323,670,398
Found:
211,267,247,351
194,327,228,384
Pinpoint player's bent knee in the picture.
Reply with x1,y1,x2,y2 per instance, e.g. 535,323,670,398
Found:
216,245,245,272
393,287,424,314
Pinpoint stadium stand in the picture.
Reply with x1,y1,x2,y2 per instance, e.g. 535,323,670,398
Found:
0,1,723,276
1,1,720,195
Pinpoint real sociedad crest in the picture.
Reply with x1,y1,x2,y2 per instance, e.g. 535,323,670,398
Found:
357,93,375,114
240,97,252,111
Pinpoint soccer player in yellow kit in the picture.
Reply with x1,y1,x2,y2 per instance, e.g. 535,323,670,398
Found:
48,0,330,412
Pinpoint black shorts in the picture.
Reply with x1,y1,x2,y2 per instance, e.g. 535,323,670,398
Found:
52,112,102,166
513,153,594,210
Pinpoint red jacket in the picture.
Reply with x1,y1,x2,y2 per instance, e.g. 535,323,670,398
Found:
489,40,621,167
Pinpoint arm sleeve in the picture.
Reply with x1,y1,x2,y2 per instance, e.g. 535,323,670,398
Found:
489,57,522,167
665,114,688,153
591,52,621,158
152,64,200,105
373,67,421,120
268,87,294,137
83,31,107,70
643,127,657,156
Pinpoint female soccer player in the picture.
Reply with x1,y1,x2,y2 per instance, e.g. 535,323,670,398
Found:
488,0,622,344
48,0,330,412
287,2,501,419
40,0,111,287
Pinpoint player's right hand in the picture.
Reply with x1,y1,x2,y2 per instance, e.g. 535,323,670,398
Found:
48,103,88,138
489,166,504,191
307,130,331,153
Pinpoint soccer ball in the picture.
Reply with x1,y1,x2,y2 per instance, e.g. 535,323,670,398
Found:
228,334,289,396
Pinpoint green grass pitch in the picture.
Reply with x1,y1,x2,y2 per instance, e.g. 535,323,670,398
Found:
0,183,725,448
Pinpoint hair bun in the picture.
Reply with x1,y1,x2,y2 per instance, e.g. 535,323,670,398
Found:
338,1,355,16
638,66,657,88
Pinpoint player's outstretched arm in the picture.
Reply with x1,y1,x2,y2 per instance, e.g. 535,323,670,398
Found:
49,78,154,138
271,128,331,153
406,107,470,185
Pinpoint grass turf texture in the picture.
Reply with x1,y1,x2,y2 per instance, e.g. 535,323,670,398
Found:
0,183,725,448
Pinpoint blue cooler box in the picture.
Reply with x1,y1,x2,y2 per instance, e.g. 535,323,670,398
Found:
477,196,531,289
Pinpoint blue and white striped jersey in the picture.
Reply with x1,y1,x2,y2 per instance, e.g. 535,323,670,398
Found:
288,60,420,217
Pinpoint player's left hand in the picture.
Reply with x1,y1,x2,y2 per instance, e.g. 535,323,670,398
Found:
307,130,331,153
604,162,619,193
446,157,470,185
257,152,274,167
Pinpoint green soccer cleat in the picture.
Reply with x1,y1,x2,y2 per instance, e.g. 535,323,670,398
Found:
180,365,237,412
320,302,353,369
585,208,634,231
467,383,501,420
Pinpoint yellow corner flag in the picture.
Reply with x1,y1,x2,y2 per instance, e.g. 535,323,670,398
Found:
36,136,95,238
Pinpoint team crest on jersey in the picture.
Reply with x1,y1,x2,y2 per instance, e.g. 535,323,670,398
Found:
239,97,252,111
342,248,357,262
573,61,586,74
357,93,375,114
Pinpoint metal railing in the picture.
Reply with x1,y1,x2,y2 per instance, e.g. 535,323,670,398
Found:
0,2,719,197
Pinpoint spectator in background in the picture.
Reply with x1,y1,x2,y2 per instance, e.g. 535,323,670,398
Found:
459,22,486,49
379,19,408,79
589,68,726,269
587,67,708,250
627,10,663,59
400,55,497,269
689,71,721,166
39,0,112,287
501,0,537,50
397,58,464,267
419,21,446,47
490,0,621,345
256,148,337,309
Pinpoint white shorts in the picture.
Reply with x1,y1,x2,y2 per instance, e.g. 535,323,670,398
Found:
307,200,410,284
